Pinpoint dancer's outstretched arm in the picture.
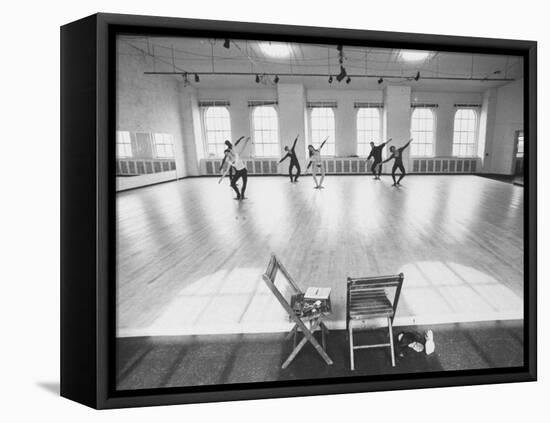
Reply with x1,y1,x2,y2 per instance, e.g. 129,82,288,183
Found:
306,160,312,171
382,154,394,164
279,153,290,164
382,138,393,147
219,151,230,172
400,138,413,151
235,137,251,154
234,136,245,146
291,135,299,152
319,137,329,150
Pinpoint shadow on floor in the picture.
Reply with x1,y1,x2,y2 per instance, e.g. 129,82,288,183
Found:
116,320,523,391
36,381,60,396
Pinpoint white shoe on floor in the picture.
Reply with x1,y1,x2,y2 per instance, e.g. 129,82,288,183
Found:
425,330,435,355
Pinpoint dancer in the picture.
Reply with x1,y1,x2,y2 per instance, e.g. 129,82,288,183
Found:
366,138,392,179
279,135,301,182
382,138,413,186
218,136,250,200
219,136,245,181
306,137,329,189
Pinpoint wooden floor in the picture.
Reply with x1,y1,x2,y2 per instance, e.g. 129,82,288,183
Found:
116,175,524,337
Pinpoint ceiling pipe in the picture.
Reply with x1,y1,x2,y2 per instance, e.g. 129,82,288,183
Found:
143,70,515,82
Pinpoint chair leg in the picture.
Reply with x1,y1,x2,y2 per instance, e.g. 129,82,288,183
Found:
388,317,395,367
348,321,355,371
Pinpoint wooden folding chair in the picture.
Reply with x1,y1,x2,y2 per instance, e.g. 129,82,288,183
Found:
262,255,333,369
346,273,404,370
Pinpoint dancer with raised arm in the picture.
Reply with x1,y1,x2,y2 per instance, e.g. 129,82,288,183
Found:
382,138,413,186
219,136,245,182
218,136,250,200
306,137,328,189
366,138,392,180
279,135,301,182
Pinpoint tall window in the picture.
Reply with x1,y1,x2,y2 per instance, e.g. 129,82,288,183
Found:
410,108,435,156
357,108,382,156
252,106,279,157
310,107,336,156
116,131,132,158
516,131,524,158
152,133,175,159
452,109,477,157
204,106,232,157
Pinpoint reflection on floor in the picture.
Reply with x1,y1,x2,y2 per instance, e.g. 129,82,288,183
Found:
117,176,523,337
116,320,523,390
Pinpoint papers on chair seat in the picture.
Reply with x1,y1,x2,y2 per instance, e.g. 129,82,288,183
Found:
304,287,331,301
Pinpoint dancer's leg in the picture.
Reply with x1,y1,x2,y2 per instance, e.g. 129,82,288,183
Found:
377,162,383,178
312,164,319,188
391,163,398,185
288,163,294,182
319,163,325,188
294,162,301,182
372,160,379,178
230,171,241,198
397,164,406,184
240,169,248,198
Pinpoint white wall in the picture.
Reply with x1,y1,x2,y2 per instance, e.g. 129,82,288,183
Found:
484,79,524,174
116,43,187,184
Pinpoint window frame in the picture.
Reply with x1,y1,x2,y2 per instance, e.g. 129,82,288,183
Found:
152,133,175,159
250,105,281,158
410,107,436,157
116,130,133,158
356,107,383,157
203,106,233,158
451,108,479,158
308,106,336,157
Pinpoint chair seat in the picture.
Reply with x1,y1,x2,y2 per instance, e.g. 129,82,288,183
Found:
349,290,394,319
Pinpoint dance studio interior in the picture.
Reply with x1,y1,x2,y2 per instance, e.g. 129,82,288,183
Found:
115,35,524,390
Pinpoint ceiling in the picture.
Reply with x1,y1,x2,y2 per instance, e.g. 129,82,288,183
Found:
117,35,523,92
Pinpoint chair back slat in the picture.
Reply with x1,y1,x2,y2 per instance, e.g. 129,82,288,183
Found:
346,273,404,321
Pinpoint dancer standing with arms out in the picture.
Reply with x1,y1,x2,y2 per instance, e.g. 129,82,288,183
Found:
382,138,413,186
306,137,328,189
366,138,392,179
218,136,250,200
219,136,245,182
279,135,301,182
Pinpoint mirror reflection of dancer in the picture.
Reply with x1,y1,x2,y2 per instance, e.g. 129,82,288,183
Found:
366,138,392,180
306,137,328,189
279,135,301,182
382,138,413,186
218,136,250,200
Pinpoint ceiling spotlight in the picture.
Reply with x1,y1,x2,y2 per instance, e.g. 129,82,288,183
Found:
346,76,351,84
328,75,333,83
377,77,384,84
223,39,230,49
194,73,200,83
255,74,260,83
273,75,280,84
336,65,347,82
414,71,420,81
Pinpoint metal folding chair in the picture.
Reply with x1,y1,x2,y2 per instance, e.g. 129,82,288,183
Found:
346,273,404,370
262,255,333,369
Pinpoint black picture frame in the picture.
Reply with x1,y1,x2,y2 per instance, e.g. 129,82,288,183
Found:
60,12,537,409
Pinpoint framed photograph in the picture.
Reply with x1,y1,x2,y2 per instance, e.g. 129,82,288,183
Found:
60,13,537,409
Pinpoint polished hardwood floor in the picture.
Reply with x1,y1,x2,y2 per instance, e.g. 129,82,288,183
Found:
116,175,523,337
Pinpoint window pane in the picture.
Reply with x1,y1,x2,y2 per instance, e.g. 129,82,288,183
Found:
356,108,381,156
205,107,232,157
252,106,279,157
116,131,132,158
410,108,435,157
311,107,336,156
451,109,477,157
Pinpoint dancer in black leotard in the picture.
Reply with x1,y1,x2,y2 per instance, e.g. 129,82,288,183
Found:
279,135,301,182
382,138,413,186
366,138,392,180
